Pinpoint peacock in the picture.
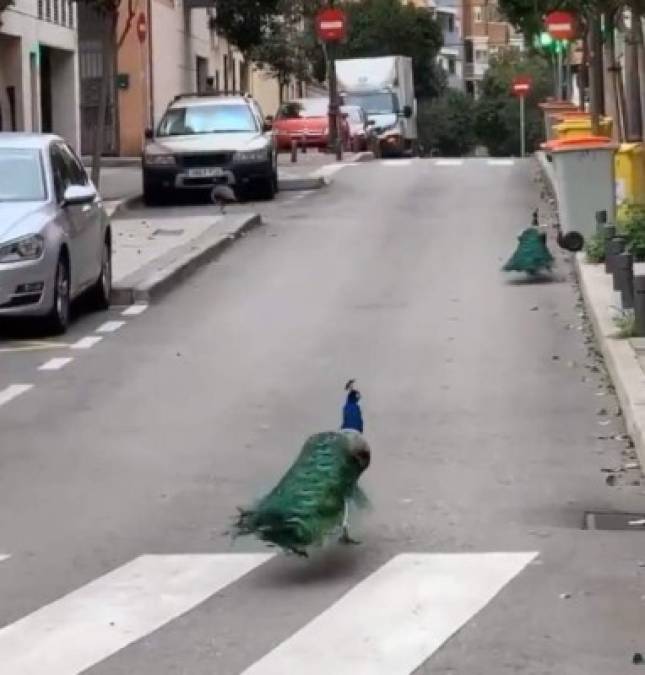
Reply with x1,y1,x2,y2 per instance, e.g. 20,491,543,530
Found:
232,386,371,557
503,209,554,276
211,184,237,214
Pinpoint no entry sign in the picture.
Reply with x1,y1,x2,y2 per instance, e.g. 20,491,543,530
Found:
316,8,347,42
511,75,532,97
545,11,576,41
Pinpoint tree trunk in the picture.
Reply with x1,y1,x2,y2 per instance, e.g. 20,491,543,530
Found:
589,12,605,134
91,12,114,189
604,12,620,140
635,9,645,140
625,2,642,140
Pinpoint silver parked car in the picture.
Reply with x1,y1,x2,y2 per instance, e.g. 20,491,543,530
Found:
0,133,112,334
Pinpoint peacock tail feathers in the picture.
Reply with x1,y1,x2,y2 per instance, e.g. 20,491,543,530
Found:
232,430,371,557
503,227,554,275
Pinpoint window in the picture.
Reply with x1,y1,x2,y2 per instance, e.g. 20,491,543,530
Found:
157,104,258,136
50,143,87,203
447,14,455,32
223,55,229,92
475,49,488,64
473,6,482,22
59,144,88,186
53,0,58,24
37,0,43,19
448,58,456,75
0,149,46,202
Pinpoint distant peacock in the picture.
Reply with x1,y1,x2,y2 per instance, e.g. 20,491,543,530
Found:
232,387,371,557
503,210,554,276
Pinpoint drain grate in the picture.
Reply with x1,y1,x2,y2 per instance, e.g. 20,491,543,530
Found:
152,228,184,237
584,511,645,530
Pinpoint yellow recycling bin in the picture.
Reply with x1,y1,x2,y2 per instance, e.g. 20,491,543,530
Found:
554,116,613,140
615,142,645,205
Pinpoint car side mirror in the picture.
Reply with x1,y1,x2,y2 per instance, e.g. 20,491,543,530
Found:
401,105,412,118
63,184,96,206
144,128,154,140
367,120,376,127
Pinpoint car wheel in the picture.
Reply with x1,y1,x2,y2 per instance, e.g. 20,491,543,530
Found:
46,255,71,335
256,175,277,201
89,238,112,310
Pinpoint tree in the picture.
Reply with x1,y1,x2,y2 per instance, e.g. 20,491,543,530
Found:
212,0,283,57
325,0,444,99
249,0,315,102
73,0,136,188
475,50,553,156
417,90,476,156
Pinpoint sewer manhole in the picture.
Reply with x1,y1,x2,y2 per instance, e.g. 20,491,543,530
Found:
583,511,645,530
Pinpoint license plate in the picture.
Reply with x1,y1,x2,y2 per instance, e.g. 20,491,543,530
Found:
187,167,225,178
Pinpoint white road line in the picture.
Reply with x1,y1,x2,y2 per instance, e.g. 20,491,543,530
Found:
487,159,515,166
95,320,126,334
121,304,149,317
70,336,103,350
38,357,73,372
0,555,10,563
0,553,272,675
434,159,463,166
243,552,537,675
0,384,33,408
381,159,412,167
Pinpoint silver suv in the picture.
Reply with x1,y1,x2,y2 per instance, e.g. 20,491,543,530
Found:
142,93,278,205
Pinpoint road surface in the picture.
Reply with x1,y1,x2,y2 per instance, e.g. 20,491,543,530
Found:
1,158,644,674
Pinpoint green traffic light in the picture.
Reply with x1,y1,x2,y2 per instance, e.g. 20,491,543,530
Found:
539,32,553,47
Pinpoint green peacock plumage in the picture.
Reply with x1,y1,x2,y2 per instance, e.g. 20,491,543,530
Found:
232,430,371,557
503,227,554,275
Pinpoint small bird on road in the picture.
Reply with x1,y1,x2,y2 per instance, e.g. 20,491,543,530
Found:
211,184,237,214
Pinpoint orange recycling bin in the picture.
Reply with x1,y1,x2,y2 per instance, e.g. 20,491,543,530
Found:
539,100,579,141
554,115,613,140
542,135,618,251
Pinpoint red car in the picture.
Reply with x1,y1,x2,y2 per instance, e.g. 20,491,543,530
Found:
272,98,350,151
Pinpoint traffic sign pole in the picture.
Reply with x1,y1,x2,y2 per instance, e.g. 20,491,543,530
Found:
520,94,525,158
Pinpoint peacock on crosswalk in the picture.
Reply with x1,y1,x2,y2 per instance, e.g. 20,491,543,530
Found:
502,209,554,276
232,383,371,557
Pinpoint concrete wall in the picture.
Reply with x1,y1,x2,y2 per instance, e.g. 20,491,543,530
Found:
0,33,23,130
0,0,79,147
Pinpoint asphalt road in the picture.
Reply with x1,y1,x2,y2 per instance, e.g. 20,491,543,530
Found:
1,158,645,674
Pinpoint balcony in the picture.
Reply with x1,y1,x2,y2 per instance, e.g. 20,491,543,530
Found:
464,62,488,79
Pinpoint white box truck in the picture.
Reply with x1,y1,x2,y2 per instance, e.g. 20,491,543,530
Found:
336,56,417,157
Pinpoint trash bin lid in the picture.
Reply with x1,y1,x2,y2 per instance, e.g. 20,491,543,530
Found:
618,142,643,154
541,135,617,153
539,100,578,111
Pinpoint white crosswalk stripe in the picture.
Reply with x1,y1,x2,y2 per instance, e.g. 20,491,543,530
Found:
434,159,463,166
487,159,515,166
0,555,9,563
0,551,537,674
243,552,537,675
0,553,272,675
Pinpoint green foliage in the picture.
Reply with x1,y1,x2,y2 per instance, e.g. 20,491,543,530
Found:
584,231,606,263
613,308,636,339
498,0,592,42
475,50,553,156
331,0,445,99
619,205,645,261
212,0,283,56
418,91,476,157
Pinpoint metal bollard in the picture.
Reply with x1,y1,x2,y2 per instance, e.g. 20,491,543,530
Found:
606,236,625,274
595,210,607,235
291,139,298,163
634,275,645,336
612,252,634,308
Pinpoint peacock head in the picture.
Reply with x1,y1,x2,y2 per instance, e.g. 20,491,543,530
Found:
342,430,371,471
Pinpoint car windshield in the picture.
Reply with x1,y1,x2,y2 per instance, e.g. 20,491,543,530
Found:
277,99,328,119
0,148,46,202
157,104,258,136
344,93,398,115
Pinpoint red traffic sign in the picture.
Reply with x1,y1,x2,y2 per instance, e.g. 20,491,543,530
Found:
511,75,533,97
316,7,347,42
136,13,147,43
545,11,576,40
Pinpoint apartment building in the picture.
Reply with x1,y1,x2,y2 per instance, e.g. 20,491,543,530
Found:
0,0,80,147
433,0,464,90
462,0,523,97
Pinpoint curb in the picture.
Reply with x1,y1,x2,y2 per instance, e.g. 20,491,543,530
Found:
279,176,326,191
110,213,262,305
575,256,645,467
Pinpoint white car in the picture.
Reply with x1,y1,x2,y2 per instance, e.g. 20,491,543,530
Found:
0,133,112,334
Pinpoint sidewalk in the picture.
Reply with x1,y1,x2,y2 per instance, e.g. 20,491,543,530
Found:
108,210,261,305
537,151,645,466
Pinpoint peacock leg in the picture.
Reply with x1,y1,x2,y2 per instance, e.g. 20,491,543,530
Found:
339,499,360,545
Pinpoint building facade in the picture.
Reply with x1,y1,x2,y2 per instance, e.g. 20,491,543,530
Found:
0,0,80,148
78,0,302,157
462,0,523,98
434,0,464,90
